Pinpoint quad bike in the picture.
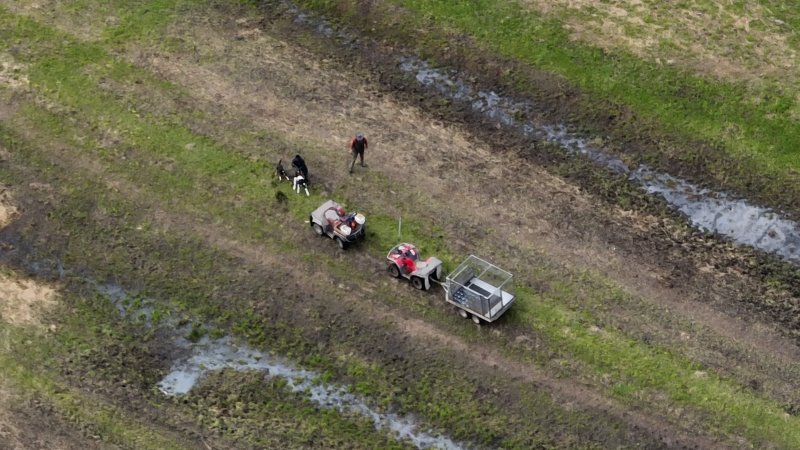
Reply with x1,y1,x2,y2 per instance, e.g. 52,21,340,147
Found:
309,200,366,249
386,245,515,324
386,243,443,290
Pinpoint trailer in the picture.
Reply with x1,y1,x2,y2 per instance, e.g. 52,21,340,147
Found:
386,243,443,290
443,255,515,324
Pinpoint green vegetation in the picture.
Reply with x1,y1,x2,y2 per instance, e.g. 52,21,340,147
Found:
2,0,800,448
0,126,613,447
0,316,187,449
190,370,413,449
297,0,800,212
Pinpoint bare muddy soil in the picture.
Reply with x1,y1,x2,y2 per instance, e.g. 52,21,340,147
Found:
0,387,114,450
2,1,800,449
144,0,800,386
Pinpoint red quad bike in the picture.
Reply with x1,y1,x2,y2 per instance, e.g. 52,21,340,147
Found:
309,200,366,249
386,243,443,290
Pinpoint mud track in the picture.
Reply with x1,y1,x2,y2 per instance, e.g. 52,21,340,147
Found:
0,383,113,450
121,1,800,403
3,1,800,448
0,104,713,447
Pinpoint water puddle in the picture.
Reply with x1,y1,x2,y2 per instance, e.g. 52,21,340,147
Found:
98,282,464,450
286,3,800,264
631,167,800,260
158,336,464,450
398,58,800,264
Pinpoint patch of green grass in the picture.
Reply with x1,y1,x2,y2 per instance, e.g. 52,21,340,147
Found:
190,370,412,449
0,323,187,450
6,4,800,447
0,121,634,448
186,322,207,342
296,0,800,211
509,283,800,448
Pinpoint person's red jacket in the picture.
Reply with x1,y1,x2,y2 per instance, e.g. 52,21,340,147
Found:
399,257,416,274
350,136,368,152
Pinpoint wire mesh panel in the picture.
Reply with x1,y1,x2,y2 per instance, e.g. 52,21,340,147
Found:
446,255,514,321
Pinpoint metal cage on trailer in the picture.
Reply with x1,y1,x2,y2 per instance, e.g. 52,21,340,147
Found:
443,255,515,324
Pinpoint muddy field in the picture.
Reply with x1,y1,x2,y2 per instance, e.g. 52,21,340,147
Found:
2,1,800,449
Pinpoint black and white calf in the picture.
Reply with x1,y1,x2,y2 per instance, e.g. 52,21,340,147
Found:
293,171,310,196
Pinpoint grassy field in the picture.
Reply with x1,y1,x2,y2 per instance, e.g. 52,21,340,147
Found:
2,0,800,448
299,0,800,214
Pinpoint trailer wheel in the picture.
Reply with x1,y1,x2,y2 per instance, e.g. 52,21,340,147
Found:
411,276,425,290
457,308,469,319
312,223,324,236
471,314,482,325
335,237,346,249
387,264,401,278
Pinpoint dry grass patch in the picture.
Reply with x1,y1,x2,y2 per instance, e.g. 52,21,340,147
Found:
0,0,113,41
0,187,17,230
0,271,58,329
0,53,29,91
519,0,797,85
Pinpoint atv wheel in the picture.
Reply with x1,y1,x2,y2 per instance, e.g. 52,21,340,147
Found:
388,264,401,278
471,314,482,325
312,223,324,236
430,268,441,282
457,308,469,319
411,276,425,290
335,237,346,249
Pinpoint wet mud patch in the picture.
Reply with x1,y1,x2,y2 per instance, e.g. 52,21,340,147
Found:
3,1,796,446
0,382,112,450
0,161,671,448
95,280,465,449
160,336,465,449
252,2,800,348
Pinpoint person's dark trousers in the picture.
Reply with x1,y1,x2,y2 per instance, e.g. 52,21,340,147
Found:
349,149,364,173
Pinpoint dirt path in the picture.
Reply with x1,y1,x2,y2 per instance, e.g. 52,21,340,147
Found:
0,108,734,448
0,240,111,450
0,383,115,450
4,1,800,448
120,7,800,404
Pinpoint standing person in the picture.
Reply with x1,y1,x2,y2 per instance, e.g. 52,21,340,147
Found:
349,132,368,174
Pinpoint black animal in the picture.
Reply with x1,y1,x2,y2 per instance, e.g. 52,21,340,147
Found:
276,159,290,181
291,154,309,183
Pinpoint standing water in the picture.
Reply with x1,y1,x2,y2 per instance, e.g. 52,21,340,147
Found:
158,336,466,450
399,58,800,264
286,2,800,262
96,283,465,450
